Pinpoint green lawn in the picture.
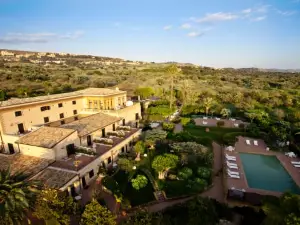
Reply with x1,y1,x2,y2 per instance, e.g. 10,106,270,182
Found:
184,125,245,144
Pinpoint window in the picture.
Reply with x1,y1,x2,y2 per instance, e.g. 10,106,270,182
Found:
107,157,112,164
40,106,51,111
60,120,65,125
102,128,105,137
89,170,94,178
135,113,139,120
44,117,49,123
59,113,64,119
72,100,76,105
58,103,63,108
73,110,77,115
15,111,22,117
112,124,116,131
74,116,78,121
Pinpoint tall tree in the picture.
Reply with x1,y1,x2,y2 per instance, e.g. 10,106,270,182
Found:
33,188,78,225
0,168,40,225
166,64,181,109
202,97,214,116
80,199,116,225
152,154,179,179
220,108,231,118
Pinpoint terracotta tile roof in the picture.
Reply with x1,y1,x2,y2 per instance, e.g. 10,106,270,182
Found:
0,154,53,176
17,126,76,148
51,154,99,171
0,88,126,108
60,112,121,137
32,167,77,189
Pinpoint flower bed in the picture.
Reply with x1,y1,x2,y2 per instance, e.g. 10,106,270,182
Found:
117,126,131,131
107,130,126,137
93,137,113,145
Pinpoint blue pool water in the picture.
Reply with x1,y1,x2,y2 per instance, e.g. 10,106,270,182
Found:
239,153,300,194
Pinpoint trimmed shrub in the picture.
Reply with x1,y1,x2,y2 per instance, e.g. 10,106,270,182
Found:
102,176,119,194
238,123,245,129
216,121,225,127
197,167,211,179
162,122,175,132
178,167,193,180
180,117,191,126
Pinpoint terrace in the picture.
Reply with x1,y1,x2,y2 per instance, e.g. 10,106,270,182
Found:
194,117,248,128
225,136,300,202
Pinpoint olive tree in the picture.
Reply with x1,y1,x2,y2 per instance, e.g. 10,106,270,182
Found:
152,154,179,179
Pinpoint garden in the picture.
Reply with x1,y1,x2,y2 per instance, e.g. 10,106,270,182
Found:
100,128,214,208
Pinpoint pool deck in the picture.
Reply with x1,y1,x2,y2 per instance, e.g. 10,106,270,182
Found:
225,136,300,197
194,118,248,128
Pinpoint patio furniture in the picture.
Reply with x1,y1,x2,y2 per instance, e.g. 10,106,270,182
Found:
293,164,300,168
226,154,236,159
291,161,300,165
227,172,240,179
234,123,239,127
226,146,235,151
254,140,258,146
246,140,251,145
74,195,82,201
216,117,220,120
266,147,270,151
203,121,208,125
226,157,236,162
227,161,238,167
286,152,296,158
227,164,238,169
203,117,208,119
227,169,239,175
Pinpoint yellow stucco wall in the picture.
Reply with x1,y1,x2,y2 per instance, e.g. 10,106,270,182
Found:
53,131,80,160
82,93,126,110
19,144,55,160
0,96,84,135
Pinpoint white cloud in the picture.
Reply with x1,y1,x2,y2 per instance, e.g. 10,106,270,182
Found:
251,16,267,22
180,23,192,29
0,31,84,44
276,10,297,16
255,5,271,13
187,31,204,37
195,12,239,23
163,25,172,30
242,8,252,14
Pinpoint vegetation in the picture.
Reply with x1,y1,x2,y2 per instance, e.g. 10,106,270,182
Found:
131,175,148,190
33,188,79,225
0,168,40,225
80,199,116,225
152,154,179,179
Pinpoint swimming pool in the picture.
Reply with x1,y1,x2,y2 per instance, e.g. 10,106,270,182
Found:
239,153,300,194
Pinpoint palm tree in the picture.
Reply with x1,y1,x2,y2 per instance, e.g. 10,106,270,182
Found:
166,64,181,109
0,167,40,225
203,97,214,116
220,108,231,118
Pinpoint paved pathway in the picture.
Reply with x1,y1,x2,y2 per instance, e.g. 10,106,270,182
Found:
174,123,183,133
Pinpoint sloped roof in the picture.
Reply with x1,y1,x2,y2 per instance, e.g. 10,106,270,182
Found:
60,112,121,137
17,126,76,148
32,167,77,189
0,88,126,108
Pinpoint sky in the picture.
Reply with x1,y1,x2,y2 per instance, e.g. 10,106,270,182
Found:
0,0,300,69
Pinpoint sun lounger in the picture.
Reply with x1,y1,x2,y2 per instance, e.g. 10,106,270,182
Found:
226,154,236,159
227,172,240,179
203,117,208,120
227,161,238,166
226,157,236,162
293,164,300,168
216,118,220,120
291,161,300,165
226,153,236,158
246,140,251,145
254,140,258,146
227,169,239,175
202,121,208,125
227,164,238,170
234,123,239,127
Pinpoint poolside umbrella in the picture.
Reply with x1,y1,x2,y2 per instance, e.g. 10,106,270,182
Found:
226,146,234,152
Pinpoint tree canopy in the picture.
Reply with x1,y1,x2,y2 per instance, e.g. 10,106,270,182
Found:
131,175,148,190
80,199,116,225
